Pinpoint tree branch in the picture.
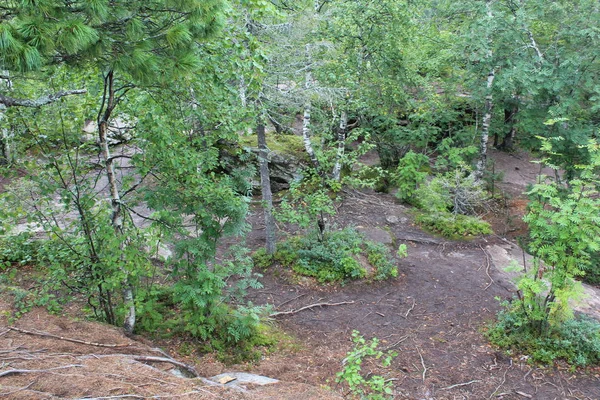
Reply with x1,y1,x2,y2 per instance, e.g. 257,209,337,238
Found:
0,89,87,108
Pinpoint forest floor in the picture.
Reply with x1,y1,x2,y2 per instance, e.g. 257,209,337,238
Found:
1,148,600,399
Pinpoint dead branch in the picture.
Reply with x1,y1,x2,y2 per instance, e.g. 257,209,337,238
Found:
489,362,512,399
0,364,83,378
416,346,427,383
440,380,481,390
403,298,416,319
276,293,307,309
0,381,35,396
478,244,494,290
382,335,410,351
0,89,87,108
0,329,9,337
269,301,355,317
8,327,132,348
82,354,199,378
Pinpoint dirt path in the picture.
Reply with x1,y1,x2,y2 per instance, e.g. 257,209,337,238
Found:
237,189,600,399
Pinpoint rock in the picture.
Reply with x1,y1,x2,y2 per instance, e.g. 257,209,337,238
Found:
386,215,399,224
357,226,393,245
209,372,279,389
245,147,304,192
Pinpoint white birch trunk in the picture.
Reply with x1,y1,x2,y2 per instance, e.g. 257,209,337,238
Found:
303,44,320,172
332,111,347,182
98,71,135,334
474,69,495,182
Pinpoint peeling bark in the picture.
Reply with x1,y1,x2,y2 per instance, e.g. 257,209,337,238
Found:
332,111,347,182
474,68,495,182
303,44,321,172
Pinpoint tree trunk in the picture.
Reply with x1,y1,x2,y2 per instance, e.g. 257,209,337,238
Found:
303,44,321,172
500,102,518,150
98,70,135,335
332,111,347,182
257,121,276,254
474,68,495,182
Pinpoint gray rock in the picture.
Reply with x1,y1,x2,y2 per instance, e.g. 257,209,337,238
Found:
209,372,279,388
357,226,393,245
386,215,399,224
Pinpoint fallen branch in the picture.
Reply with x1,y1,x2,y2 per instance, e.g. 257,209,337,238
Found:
0,365,83,378
416,346,427,383
276,293,307,309
478,244,494,290
0,381,35,396
269,301,355,317
9,327,132,348
403,298,416,319
82,354,199,378
440,380,481,390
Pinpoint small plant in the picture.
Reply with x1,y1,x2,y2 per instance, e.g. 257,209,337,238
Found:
336,330,397,399
391,151,429,204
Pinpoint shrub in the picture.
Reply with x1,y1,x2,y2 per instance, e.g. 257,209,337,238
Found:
269,227,399,283
415,212,492,238
488,303,600,366
391,151,429,204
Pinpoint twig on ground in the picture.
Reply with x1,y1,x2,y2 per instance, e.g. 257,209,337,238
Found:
0,381,35,396
382,335,409,351
81,354,199,378
276,293,307,309
0,329,10,337
416,346,427,383
440,380,481,390
489,362,512,399
8,327,131,348
403,298,416,319
269,301,355,317
514,391,532,398
0,364,83,378
478,244,494,290
376,292,392,304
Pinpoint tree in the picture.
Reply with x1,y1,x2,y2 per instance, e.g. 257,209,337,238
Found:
1,0,227,333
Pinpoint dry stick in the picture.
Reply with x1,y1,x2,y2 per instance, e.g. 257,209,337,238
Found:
416,346,427,383
478,244,494,290
269,301,355,317
276,293,307,309
403,298,416,319
489,364,511,399
0,329,9,337
8,327,131,348
382,335,410,352
0,364,83,378
376,292,392,304
0,381,35,396
82,354,199,378
440,380,481,390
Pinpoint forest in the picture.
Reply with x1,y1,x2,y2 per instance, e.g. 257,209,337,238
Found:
1,1,600,399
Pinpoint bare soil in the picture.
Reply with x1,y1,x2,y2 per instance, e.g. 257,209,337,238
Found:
2,148,600,399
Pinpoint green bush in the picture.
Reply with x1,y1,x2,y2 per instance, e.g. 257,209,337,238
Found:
488,303,600,366
270,227,399,283
391,151,429,204
415,212,492,238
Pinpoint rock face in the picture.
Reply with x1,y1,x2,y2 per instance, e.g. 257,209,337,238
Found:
245,147,304,192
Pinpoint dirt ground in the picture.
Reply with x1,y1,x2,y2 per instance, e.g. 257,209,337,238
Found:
2,148,600,399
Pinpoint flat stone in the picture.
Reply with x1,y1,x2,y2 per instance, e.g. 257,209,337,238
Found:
386,215,400,224
210,372,279,386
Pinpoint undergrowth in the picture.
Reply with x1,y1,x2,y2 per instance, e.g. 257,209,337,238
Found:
487,303,600,367
253,227,400,283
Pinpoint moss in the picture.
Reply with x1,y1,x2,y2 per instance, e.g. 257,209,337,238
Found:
239,133,305,156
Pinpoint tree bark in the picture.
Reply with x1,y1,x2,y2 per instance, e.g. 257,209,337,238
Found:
302,44,321,172
98,70,135,334
474,68,495,182
332,111,347,182
500,102,518,150
257,121,276,254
